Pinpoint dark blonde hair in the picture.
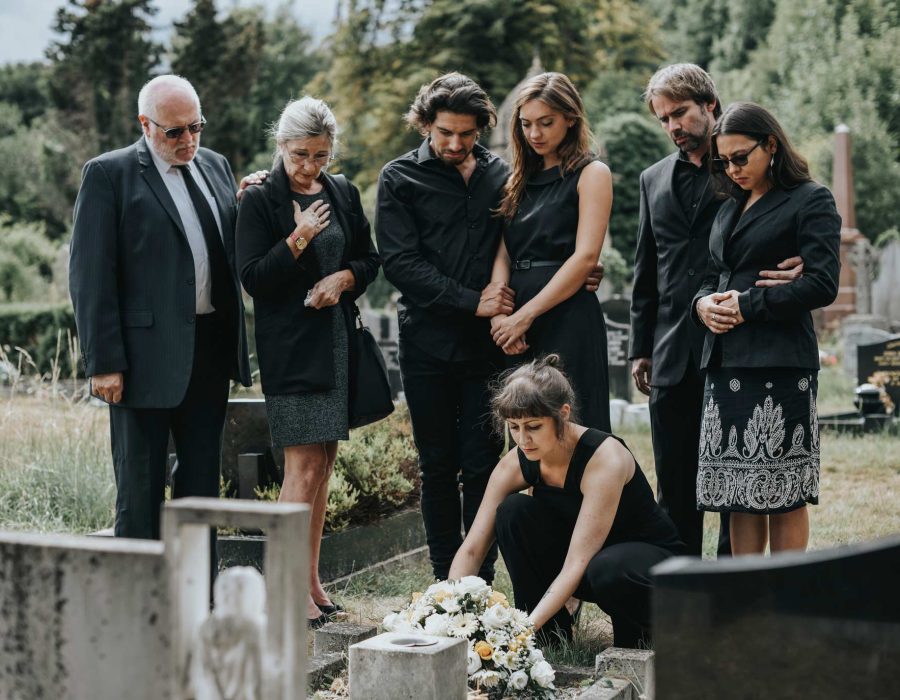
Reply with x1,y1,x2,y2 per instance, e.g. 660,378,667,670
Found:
490,355,577,438
404,72,497,135
643,63,721,119
497,72,594,220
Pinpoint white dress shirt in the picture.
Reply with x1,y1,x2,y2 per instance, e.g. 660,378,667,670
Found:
146,142,225,314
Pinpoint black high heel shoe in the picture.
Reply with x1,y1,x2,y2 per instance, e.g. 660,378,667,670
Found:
317,600,345,619
307,612,330,629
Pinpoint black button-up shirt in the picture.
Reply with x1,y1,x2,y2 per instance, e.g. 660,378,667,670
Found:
674,150,710,222
376,139,509,361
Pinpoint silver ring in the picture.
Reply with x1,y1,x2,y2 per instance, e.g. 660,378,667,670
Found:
713,313,718,322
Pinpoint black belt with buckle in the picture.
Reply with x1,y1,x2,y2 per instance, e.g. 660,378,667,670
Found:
513,260,564,271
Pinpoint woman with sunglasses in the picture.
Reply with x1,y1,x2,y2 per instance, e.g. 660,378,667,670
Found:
692,102,840,556
235,97,380,627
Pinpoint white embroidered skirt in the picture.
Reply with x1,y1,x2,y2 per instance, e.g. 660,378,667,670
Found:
697,367,819,514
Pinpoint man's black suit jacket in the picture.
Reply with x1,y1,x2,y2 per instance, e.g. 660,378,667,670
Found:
629,152,723,387
691,182,841,370
69,137,252,408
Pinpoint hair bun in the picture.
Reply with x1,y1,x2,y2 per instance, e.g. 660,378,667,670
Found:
541,354,562,368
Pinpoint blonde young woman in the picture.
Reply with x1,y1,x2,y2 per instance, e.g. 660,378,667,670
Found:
490,72,613,430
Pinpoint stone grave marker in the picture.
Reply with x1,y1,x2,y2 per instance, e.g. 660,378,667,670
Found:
651,535,900,699
857,336,900,413
601,296,631,402
872,238,900,327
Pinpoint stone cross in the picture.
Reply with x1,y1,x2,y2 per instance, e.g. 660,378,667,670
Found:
848,237,878,316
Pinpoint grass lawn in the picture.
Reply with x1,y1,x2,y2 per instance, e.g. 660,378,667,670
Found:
1,366,898,683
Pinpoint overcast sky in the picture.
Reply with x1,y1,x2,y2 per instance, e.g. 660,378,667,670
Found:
0,0,339,65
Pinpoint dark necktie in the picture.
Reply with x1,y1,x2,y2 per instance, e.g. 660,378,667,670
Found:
176,164,235,318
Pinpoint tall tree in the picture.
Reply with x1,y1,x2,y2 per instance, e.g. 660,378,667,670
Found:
47,0,161,154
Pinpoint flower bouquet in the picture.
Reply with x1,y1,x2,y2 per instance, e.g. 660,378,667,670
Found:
382,576,555,698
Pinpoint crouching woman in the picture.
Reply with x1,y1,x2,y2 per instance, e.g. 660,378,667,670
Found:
448,355,684,647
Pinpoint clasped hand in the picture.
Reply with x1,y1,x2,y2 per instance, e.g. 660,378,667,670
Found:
696,290,744,334
491,313,531,355
305,271,352,309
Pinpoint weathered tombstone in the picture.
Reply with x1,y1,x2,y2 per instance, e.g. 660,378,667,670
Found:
872,238,900,329
842,321,892,378
601,296,631,402
857,336,900,413
349,632,467,700
651,536,900,699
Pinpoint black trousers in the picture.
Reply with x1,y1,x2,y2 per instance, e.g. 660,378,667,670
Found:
399,341,502,582
650,365,731,557
496,493,673,648
109,315,230,546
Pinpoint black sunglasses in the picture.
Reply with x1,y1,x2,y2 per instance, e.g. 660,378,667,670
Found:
711,139,765,172
148,116,206,139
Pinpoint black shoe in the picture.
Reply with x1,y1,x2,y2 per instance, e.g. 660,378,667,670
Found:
307,612,330,630
317,601,345,619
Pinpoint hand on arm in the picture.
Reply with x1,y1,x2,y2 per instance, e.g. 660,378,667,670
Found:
492,162,612,352
756,255,804,287
528,440,631,630
585,261,604,293
448,451,528,580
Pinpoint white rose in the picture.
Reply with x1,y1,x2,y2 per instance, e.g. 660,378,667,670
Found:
530,659,555,688
425,580,454,598
466,646,482,675
482,603,513,630
455,575,490,600
528,647,544,664
423,613,450,637
382,612,399,631
439,597,461,614
508,669,529,691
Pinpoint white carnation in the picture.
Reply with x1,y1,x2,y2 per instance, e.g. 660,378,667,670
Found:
530,659,555,688
482,603,513,630
423,613,450,637
508,669,529,691
508,608,530,626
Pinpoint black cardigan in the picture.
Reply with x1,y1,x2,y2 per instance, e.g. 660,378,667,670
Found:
236,162,380,394
691,181,841,371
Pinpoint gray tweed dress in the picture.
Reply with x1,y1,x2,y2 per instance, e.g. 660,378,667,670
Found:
265,189,350,446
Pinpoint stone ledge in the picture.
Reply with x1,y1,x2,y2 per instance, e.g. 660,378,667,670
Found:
576,677,634,699
595,647,654,699
308,651,345,689
315,622,378,656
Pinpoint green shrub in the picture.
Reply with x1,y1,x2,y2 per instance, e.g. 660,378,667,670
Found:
0,302,78,377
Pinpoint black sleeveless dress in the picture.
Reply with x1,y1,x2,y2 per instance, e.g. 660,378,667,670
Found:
517,429,684,553
504,161,611,430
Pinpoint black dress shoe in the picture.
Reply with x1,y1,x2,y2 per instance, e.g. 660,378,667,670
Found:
307,612,330,630
317,601,345,618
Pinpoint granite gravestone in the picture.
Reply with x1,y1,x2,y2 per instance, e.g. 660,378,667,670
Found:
601,297,631,402
651,536,900,699
857,336,900,414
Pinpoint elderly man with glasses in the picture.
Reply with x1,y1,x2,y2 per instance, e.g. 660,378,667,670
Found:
69,74,251,547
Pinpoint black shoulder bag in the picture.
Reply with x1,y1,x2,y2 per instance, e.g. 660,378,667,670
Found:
330,173,394,429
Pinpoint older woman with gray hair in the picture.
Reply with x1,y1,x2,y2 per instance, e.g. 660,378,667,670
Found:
236,97,380,628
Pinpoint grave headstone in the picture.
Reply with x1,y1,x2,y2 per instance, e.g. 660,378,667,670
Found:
857,336,900,414
841,319,892,377
651,535,900,699
872,239,900,328
601,297,632,402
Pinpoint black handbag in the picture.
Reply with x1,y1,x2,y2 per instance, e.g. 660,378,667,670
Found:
348,304,394,428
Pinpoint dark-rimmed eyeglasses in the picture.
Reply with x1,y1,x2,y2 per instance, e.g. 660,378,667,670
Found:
148,116,206,139
711,139,765,172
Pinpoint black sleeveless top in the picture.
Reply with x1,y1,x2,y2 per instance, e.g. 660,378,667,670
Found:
517,428,684,553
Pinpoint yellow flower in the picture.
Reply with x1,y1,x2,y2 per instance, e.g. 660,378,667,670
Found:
474,641,494,660
411,592,422,602
488,591,509,608
433,590,450,603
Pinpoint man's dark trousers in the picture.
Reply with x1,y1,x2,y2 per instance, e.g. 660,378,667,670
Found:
109,314,229,540
400,341,501,582
650,362,730,557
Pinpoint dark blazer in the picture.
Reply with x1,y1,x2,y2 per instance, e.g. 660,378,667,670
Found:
69,137,252,408
235,161,380,395
629,152,723,386
691,181,841,370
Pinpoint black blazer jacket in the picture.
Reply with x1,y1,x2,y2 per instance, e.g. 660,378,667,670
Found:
69,137,252,408
629,153,723,386
236,161,380,395
691,181,841,370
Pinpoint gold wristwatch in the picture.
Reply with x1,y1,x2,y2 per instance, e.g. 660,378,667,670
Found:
292,233,309,252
